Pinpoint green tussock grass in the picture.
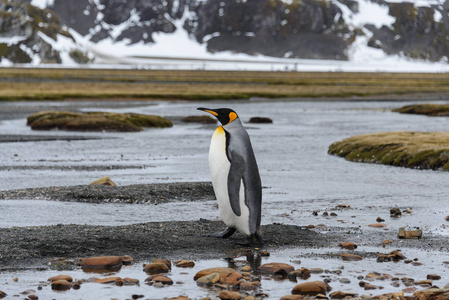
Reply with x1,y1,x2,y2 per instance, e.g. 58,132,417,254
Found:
328,131,449,171
1,68,449,101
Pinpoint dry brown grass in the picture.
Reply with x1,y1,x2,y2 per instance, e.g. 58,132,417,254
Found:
328,131,449,171
1,68,449,101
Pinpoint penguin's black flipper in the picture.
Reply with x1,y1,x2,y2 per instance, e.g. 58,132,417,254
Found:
205,227,236,239
227,154,245,216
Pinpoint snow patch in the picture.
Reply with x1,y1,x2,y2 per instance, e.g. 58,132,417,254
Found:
30,0,54,9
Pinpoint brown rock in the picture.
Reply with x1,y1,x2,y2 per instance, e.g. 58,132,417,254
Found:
368,223,387,228
259,250,270,257
390,207,402,217
93,277,123,284
121,255,134,265
20,289,35,295
445,215,449,221
374,292,404,299
168,297,189,300
389,250,407,260
289,268,311,280
340,253,363,261
241,265,252,272
403,287,417,293
146,275,173,285
81,256,123,272
414,288,449,300
239,281,259,291
280,295,305,300
427,274,441,280
194,267,243,286
182,115,217,124
366,273,380,280
51,279,71,290
48,275,73,282
0,290,6,298
175,260,195,268
339,242,357,250
382,240,392,244
27,295,39,300
153,259,171,269
398,227,423,239
364,283,378,290
196,273,221,287
336,204,351,209
89,176,117,186
258,262,295,276
248,117,273,124
123,277,140,285
219,290,242,300
415,280,432,287
377,254,392,262
376,217,385,222
329,291,357,299
292,281,330,296
144,262,170,274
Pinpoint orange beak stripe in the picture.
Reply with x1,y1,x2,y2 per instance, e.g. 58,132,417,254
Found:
205,110,218,116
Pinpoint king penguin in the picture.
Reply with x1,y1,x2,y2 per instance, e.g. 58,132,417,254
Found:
197,107,263,244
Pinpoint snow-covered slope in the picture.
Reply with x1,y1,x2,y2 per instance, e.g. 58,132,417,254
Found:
7,0,449,71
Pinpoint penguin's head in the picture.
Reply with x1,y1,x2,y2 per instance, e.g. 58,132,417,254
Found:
197,107,239,125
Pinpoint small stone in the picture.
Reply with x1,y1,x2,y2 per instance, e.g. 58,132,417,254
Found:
445,215,449,221
89,176,117,186
248,117,273,124
93,277,123,284
243,296,255,300
390,207,402,217
398,227,422,239
194,267,243,286
374,292,404,299
364,283,378,290
241,265,252,272
259,250,270,256
288,268,311,280
310,268,324,274
411,261,423,266
13,278,18,282
153,259,171,269
258,262,294,276
280,295,305,300
376,217,385,222
196,273,221,287
340,253,363,261
27,295,38,300
292,281,330,296
330,212,338,217
81,256,123,272
388,250,406,261
239,281,259,291
415,280,432,286
20,289,36,295
403,208,413,214
376,254,392,262
368,223,387,228
427,274,441,280
339,278,351,284
144,262,170,274
365,273,380,280
382,240,392,244
175,260,195,268
123,277,140,285
402,287,417,293
146,275,173,285
121,255,134,265
414,288,449,299
219,290,242,300
336,204,351,209
339,242,357,250
51,279,71,290
329,291,357,299
48,275,73,282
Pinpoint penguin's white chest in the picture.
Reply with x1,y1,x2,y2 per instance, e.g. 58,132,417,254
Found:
208,126,250,236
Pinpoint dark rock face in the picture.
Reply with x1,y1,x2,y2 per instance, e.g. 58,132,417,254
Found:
367,2,449,61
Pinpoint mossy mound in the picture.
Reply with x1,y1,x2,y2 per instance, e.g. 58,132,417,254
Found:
393,104,449,116
181,115,216,124
27,111,173,132
328,131,449,171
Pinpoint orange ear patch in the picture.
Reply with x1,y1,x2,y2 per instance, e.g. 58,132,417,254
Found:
228,112,237,124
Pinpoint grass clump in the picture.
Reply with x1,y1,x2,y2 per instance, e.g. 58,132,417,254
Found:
393,104,449,116
328,131,449,171
27,111,172,132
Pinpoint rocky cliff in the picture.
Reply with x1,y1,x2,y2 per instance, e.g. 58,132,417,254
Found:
2,0,449,65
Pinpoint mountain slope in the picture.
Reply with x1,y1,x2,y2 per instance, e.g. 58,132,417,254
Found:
5,0,449,67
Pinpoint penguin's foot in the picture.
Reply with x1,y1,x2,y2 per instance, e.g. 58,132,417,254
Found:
204,227,236,239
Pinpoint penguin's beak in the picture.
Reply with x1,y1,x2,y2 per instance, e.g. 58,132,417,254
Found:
197,107,218,116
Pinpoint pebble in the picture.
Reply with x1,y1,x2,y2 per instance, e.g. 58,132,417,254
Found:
153,258,171,269
241,265,252,272
194,267,243,286
340,253,363,261
219,290,242,300
288,268,311,280
51,279,71,290
427,274,441,280
368,223,387,228
310,268,324,274
146,275,173,285
339,278,351,284
175,260,195,268
144,262,170,274
329,291,357,298
339,242,357,250
280,295,304,300
26,295,38,300
93,277,123,285
81,256,123,271
196,273,221,287
390,207,402,217
48,275,73,282
376,217,385,222
291,281,330,296
258,262,295,276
